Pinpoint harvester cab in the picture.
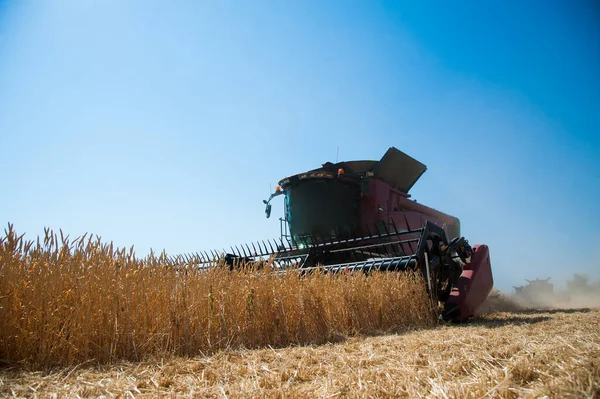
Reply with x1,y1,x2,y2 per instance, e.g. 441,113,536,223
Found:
185,147,493,323
264,147,454,243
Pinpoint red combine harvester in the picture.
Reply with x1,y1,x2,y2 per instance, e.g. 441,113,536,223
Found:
184,147,493,322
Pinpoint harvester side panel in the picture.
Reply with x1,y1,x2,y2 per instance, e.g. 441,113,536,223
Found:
360,179,461,241
443,244,493,322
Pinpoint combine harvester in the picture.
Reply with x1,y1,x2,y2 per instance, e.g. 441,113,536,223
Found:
182,147,493,322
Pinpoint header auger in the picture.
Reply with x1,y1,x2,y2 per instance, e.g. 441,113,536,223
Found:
176,147,494,322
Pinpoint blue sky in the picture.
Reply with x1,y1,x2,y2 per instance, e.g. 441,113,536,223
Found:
1,1,598,291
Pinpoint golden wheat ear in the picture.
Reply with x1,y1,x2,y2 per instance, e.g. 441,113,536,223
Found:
1,225,434,368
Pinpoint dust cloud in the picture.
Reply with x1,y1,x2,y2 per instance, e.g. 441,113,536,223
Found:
476,273,600,315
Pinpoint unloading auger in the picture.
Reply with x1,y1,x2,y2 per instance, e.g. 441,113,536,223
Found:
174,147,494,322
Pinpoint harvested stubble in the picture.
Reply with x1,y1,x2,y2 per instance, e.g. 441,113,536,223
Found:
474,289,524,315
2,309,598,398
0,224,436,368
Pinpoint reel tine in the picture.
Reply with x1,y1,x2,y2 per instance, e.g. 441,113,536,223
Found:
397,241,405,255
301,235,310,249
252,241,264,256
364,223,372,237
315,233,324,246
327,230,335,243
386,242,393,257
400,241,409,256
317,234,329,245
251,242,258,257
319,233,327,246
255,241,263,255
391,218,399,234
395,241,404,256
268,239,277,255
311,233,319,246
260,241,267,256
383,242,391,257
382,222,389,235
266,240,275,254
234,245,244,257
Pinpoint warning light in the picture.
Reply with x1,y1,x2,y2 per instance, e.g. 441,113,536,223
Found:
337,168,344,176
275,185,281,192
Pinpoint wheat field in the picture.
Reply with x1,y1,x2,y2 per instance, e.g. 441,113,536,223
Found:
1,224,598,398
0,224,435,368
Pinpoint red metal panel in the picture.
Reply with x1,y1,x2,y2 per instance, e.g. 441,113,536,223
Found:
446,244,493,321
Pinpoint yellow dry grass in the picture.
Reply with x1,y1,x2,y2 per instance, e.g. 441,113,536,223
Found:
0,224,435,368
1,308,598,398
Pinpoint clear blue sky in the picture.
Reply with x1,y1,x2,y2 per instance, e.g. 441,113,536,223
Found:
1,0,599,291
